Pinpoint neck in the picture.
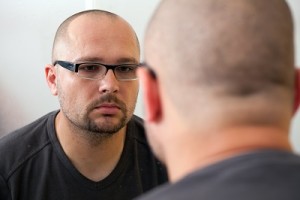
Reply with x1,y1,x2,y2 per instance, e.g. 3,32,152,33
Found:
165,125,292,183
55,111,126,181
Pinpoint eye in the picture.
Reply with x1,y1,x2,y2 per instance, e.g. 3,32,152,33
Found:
78,64,101,72
116,65,137,73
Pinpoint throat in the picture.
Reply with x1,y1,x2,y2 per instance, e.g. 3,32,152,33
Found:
70,131,126,182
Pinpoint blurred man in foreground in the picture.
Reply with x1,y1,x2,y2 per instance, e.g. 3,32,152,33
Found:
136,0,300,199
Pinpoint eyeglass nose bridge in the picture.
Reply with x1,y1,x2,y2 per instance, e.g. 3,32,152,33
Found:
102,64,119,78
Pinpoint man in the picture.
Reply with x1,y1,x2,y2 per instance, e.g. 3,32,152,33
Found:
0,10,167,200
136,0,300,199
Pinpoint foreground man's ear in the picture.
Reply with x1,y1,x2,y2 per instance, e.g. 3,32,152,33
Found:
137,67,162,122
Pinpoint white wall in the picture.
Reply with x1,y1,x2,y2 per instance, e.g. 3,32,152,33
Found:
0,0,299,152
0,1,85,134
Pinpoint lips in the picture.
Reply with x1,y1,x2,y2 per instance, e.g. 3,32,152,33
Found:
94,103,120,115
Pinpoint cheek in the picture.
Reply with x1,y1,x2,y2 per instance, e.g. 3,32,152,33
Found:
58,85,90,115
122,82,139,97
127,84,139,103
57,77,87,106
119,84,139,115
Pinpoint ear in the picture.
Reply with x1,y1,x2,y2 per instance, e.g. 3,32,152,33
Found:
45,64,58,96
294,68,300,115
137,67,162,122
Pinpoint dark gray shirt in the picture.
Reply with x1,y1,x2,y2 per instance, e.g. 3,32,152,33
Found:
136,150,300,200
0,111,167,200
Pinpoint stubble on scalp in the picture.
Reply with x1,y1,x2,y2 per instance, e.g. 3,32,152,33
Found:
51,10,140,64
145,0,294,127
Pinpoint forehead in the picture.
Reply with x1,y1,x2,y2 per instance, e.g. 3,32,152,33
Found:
57,14,140,63
69,14,131,37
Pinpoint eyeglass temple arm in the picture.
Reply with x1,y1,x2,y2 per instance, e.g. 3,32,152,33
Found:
53,61,77,72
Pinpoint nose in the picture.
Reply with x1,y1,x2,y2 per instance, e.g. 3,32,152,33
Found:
98,69,119,94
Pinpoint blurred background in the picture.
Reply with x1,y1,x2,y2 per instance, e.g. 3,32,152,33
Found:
0,0,299,152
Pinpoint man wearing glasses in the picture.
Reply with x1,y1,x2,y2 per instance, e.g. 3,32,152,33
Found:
0,10,167,200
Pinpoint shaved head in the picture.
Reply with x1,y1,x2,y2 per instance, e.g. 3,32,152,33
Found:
145,0,294,125
52,10,140,63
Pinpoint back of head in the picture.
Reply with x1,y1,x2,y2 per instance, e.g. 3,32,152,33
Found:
146,0,294,128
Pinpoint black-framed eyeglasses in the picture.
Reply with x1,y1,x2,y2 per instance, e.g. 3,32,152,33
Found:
53,60,140,81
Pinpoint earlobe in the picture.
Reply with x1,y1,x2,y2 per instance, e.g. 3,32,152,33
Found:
137,67,162,122
294,68,300,115
45,64,58,96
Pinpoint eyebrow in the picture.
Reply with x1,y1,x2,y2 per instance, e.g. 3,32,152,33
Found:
74,56,139,64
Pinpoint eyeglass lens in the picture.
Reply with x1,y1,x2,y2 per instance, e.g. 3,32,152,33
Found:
77,63,137,80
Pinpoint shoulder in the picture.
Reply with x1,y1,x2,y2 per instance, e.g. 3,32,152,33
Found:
136,150,300,200
135,182,171,200
0,111,57,178
0,111,57,148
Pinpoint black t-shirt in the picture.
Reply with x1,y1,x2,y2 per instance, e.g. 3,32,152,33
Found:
136,150,300,200
0,111,167,200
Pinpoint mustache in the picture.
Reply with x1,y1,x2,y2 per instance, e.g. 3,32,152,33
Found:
87,94,126,111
